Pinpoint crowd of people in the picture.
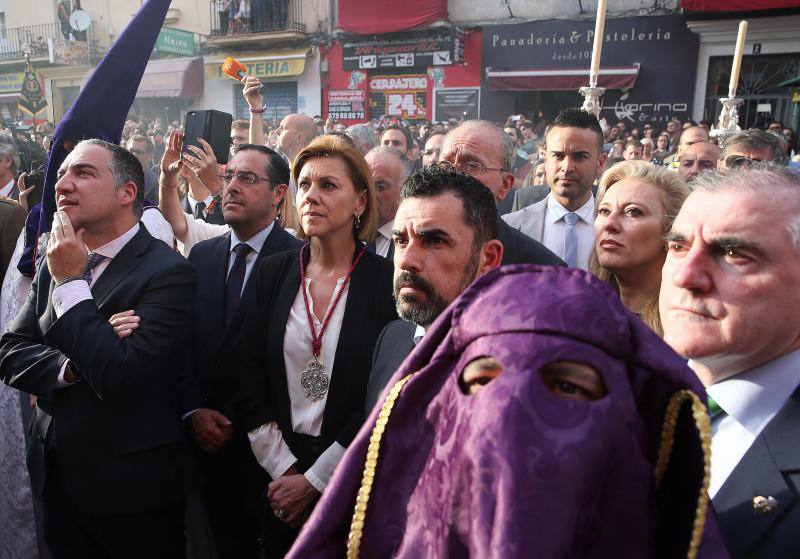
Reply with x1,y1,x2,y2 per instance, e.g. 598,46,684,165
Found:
1,66,800,558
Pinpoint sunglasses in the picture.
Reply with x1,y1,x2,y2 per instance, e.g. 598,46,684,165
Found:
724,155,780,169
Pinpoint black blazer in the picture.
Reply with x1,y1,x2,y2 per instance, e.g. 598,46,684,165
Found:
182,195,226,225
497,217,566,267
181,224,301,416
236,245,396,457
364,319,416,415
0,226,197,516
712,385,800,558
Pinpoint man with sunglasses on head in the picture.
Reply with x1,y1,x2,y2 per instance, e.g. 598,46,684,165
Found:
157,135,301,557
719,129,786,170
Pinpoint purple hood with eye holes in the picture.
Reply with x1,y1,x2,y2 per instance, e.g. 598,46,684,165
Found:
287,265,731,559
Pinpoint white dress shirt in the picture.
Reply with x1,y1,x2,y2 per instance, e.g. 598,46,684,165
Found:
0,179,14,198
413,324,426,346
540,194,595,270
375,220,394,258
700,348,800,498
51,223,141,387
228,223,274,288
248,277,350,492
186,193,213,218
180,212,230,256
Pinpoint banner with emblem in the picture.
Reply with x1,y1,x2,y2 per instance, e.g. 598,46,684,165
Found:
18,58,48,121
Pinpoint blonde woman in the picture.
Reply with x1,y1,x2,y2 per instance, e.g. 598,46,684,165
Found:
589,160,690,335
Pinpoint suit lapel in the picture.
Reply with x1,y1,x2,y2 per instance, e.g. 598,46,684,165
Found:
91,226,150,308
207,234,232,351
533,198,547,241
712,387,800,557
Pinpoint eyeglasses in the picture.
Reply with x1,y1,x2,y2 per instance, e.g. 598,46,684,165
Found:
219,170,275,185
723,155,782,169
438,160,507,175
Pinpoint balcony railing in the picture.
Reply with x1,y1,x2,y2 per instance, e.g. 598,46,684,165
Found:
209,0,305,37
0,21,95,61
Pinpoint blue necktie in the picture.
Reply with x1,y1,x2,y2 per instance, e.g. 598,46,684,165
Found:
225,243,252,329
83,252,107,286
563,212,579,268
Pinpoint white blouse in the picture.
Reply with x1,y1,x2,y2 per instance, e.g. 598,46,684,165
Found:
247,276,349,492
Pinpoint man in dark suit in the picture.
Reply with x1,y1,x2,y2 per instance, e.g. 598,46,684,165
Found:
438,120,564,267
365,166,504,413
659,166,800,558
0,139,196,558
180,144,301,557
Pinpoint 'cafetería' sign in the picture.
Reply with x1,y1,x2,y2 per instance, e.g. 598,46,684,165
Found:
343,29,463,71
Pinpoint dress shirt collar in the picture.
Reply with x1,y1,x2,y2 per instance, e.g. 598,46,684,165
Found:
377,219,394,241
187,193,213,211
230,221,275,255
546,192,594,225
413,324,426,346
0,179,14,197
701,348,800,437
91,223,140,259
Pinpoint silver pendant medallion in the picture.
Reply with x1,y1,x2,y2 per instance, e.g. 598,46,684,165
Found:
301,359,330,401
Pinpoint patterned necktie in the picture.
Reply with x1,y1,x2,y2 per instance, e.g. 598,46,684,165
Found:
563,212,579,268
83,252,107,286
193,200,207,220
225,243,253,329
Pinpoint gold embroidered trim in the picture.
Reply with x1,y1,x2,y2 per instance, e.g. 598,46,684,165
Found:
346,373,415,559
654,389,712,559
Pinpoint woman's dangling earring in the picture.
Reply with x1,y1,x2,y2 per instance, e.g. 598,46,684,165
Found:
354,213,361,230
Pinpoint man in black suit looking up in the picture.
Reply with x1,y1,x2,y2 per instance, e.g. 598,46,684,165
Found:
0,139,197,558
184,143,301,557
437,120,564,265
364,166,503,413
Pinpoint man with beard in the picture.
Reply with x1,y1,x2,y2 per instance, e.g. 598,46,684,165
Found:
364,165,503,413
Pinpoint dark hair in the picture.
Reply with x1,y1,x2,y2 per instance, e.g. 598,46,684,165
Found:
520,120,534,130
549,108,604,151
81,138,144,217
381,124,413,152
234,143,290,187
401,165,498,252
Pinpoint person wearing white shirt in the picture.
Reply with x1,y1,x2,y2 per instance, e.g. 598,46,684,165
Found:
659,166,800,558
0,134,20,199
234,135,397,557
503,109,605,270
365,146,411,260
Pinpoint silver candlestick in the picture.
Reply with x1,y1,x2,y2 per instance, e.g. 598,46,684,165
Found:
579,86,606,120
710,96,743,148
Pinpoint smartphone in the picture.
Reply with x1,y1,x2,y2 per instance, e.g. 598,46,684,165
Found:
511,115,522,122
182,110,233,165
24,166,44,209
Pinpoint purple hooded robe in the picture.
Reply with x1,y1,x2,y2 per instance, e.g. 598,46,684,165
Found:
288,265,730,558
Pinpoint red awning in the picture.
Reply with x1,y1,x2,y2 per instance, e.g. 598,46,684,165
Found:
681,0,800,10
338,0,446,34
487,67,640,92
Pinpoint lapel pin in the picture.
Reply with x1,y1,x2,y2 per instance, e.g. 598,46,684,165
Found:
752,495,778,515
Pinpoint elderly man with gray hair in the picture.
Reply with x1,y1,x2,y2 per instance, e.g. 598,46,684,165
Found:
0,132,21,199
346,123,379,156
365,146,412,259
659,165,800,557
718,129,786,169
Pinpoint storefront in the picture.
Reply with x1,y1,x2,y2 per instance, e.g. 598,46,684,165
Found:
686,14,800,130
482,15,699,127
0,72,25,124
200,47,321,123
322,27,482,124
